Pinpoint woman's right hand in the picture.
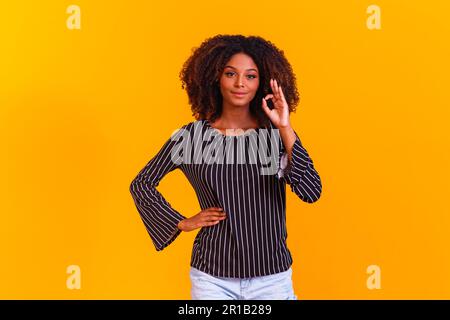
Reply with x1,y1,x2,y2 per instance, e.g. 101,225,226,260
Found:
177,207,227,232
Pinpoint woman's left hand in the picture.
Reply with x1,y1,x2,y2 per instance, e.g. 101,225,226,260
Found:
261,78,291,129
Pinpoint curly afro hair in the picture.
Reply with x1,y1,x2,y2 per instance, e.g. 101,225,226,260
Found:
179,34,300,128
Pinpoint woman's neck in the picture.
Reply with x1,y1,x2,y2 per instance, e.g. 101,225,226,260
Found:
212,107,259,130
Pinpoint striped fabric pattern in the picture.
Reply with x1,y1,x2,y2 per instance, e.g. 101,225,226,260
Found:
130,119,322,278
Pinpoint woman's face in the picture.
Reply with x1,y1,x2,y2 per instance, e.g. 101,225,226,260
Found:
219,52,260,108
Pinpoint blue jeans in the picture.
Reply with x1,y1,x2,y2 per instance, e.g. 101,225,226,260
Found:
189,267,298,300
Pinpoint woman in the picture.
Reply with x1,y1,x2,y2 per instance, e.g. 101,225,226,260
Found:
129,34,322,300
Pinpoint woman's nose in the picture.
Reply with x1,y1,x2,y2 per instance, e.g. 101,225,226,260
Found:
235,75,244,87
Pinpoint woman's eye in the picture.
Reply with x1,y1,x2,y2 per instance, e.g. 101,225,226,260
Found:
224,72,257,79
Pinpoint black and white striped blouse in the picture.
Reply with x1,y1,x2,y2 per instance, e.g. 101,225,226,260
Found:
129,119,322,278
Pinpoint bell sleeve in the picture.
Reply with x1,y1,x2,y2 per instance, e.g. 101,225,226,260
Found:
276,130,322,203
129,128,188,251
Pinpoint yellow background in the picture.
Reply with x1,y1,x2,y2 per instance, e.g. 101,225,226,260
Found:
1,0,449,299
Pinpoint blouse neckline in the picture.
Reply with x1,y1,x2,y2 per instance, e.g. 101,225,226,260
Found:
203,119,266,137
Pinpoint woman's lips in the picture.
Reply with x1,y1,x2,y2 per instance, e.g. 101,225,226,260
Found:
231,92,248,97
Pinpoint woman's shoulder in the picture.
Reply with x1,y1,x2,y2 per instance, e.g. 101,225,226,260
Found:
173,119,205,131
169,119,207,138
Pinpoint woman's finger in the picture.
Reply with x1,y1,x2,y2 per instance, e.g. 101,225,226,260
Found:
261,97,271,116
206,209,226,216
208,215,227,221
279,85,286,103
264,93,274,100
270,79,275,98
208,212,226,219
209,208,226,213
273,79,280,98
205,220,221,227
273,79,281,100
270,81,280,103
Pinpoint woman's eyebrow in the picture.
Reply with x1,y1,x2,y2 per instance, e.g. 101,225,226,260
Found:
224,65,258,72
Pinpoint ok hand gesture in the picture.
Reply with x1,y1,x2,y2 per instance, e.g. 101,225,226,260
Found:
261,78,291,129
